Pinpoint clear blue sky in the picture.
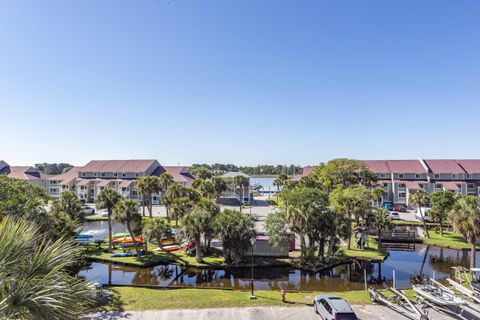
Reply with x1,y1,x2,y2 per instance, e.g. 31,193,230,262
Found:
1,0,480,166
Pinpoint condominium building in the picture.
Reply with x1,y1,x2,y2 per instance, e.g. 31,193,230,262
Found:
294,159,480,206
2,159,196,203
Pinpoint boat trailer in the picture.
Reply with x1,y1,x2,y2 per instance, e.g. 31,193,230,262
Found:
368,287,429,320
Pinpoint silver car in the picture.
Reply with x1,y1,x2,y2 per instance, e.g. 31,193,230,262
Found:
313,295,358,320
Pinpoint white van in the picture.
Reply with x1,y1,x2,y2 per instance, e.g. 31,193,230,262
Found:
415,207,431,222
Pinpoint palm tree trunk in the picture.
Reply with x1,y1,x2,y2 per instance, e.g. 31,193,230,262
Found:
149,194,153,218
165,206,170,222
107,209,113,253
195,235,203,263
142,197,146,217
419,205,430,238
420,245,430,275
126,223,140,258
158,240,187,265
377,231,382,251
471,236,477,269
239,188,243,212
299,233,306,263
439,218,443,237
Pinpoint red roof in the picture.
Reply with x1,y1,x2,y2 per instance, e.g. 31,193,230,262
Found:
48,167,81,184
161,166,195,183
80,160,158,173
384,160,425,174
292,166,315,181
456,160,480,174
424,160,466,174
363,160,390,173
6,166,48,181
437,181,462,191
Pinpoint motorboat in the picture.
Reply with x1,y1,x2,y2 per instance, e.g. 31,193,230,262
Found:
413,282,465,306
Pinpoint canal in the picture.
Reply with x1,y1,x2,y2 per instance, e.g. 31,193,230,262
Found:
79,244,477,291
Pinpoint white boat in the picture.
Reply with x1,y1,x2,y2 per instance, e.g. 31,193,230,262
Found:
413,283,466,306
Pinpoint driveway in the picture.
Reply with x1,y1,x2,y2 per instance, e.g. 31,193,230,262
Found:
86,305,467,320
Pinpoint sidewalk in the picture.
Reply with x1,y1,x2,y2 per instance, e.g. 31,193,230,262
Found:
86,305,457,320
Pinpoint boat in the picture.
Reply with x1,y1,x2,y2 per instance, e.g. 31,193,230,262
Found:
112,236,144,244
413,281,465,306
111,251,146,258
76,233,94,239
105,233,130,242
153,245,180,252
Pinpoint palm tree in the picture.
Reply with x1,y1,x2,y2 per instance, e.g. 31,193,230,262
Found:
113,199,143,258
0,218,93,319
233,175,249,212
164,183,191,228
211,177,227,204
158,173,174,221
143,217,187,264
95,188,123,252
135,176,160,218
409,189,431,238
56,190,84,221
371,208,393,249
449,195,480,268
181,208,212,263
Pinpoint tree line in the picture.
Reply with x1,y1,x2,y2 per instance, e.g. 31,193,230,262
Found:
190,163,302,176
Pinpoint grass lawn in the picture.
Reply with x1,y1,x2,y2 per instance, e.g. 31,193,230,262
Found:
392,220,441,227
421,230,479,250
85,245,226,267
102,287,375,311
341,236,388,261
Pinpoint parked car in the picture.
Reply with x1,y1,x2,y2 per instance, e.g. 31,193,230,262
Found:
415,207,431,222
382,203,394,211
81,205,95,215
389,211,400,220
393,204,407,212
98,209,109,217
313,294,358,320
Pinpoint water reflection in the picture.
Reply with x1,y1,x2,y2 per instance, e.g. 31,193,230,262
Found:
79,244,478,291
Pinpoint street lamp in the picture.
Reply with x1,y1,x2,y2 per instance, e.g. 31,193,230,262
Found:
249,236,256,299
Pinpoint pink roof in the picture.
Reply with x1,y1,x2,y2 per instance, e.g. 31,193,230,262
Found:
437,181,462,191
363,160,390,173
161,166,195,183
292,166,315,181
6,166,47,181
384,160,425,174
456,160,480,174
80,160,158,173
404,181,421,189
119,180,134,188
424,160,466,174
48,167,81,184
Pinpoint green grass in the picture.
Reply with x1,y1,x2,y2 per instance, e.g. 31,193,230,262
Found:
85,245,226,267
341,236,388,261
421,230,479,250
102,287,375,311
391,220,441,226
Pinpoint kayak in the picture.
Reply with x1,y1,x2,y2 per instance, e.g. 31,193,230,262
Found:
153,245,180,252
105,233,130,242
111,251,146,258
112,236,144,244
76,233,93,239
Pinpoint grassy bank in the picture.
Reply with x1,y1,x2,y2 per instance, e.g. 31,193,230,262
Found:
421,230,480,250
103,287,375,311
341,236,388,261
85,215,108,221
85,246,225,267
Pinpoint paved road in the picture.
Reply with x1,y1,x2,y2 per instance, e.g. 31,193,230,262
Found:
86,305,470,320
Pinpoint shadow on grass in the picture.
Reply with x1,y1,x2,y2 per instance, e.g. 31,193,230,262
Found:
254,294,311,307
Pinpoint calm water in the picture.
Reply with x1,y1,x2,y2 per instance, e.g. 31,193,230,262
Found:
81,221,129,241
79,244,478,291
250,177,277,194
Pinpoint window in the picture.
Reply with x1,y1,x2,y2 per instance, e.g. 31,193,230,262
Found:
122,173,126,177
415,174,421,179
435,183,443,189
399,192,406,198
468,183,475,188
114,173,118,177
399,183,405,188
101,173,105,177
452,174,457,179
398,174,404,179
136,173,141,177
320,299,332,315
379,173,385,178
434,174,440,179
467,174,472,179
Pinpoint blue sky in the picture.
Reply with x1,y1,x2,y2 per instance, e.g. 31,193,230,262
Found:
1,0,480,166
